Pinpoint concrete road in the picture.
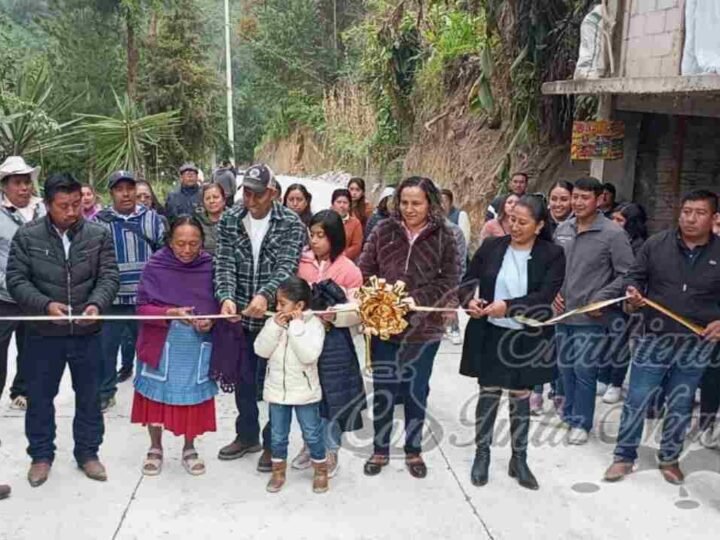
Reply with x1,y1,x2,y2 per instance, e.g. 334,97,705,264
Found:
1,338,720,540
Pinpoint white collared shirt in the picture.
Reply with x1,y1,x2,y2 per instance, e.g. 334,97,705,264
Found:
53,226,71,258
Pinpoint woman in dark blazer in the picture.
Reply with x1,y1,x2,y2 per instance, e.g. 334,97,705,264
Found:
459,195,565,490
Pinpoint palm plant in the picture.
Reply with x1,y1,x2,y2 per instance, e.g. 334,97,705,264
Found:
0,63,82,158
76,90,180,183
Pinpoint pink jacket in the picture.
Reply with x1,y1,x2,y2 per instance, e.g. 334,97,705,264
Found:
297,249,363,290
297,249,363,327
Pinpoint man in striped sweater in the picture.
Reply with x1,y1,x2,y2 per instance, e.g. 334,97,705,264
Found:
93,171,166,411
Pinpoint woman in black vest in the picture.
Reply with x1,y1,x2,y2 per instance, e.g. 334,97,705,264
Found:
459,195,565,490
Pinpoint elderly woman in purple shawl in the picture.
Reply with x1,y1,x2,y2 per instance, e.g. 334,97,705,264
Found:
131,216,219,476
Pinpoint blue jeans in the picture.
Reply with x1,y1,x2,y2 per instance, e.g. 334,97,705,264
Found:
322,418,342,451
556,324,607,431
0,302,28,400
269,403,325,461
598,311,631,388
614,335,714,464
98,305,138,400
233,330,271,449
120,326,136,371
24,333,104,465
371,339,440,456
534,366,564,397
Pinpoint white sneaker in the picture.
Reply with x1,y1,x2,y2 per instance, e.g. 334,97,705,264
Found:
291,445,312,470
451,330,462,346
596,382,608,396
9,396,27,410
602,386,623,404
567,428,589,445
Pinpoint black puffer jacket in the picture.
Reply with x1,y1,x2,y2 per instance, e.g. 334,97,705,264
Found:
6,216,120,336
318,327,367,432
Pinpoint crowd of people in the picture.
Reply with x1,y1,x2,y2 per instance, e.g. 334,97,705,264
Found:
0,152,719,503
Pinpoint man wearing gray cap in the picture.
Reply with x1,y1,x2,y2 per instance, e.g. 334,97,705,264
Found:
165,162,203,219
214,163,307,472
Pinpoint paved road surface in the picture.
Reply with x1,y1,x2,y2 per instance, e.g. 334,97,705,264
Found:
1,335,720,539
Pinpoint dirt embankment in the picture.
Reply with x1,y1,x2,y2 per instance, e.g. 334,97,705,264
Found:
255,128,331,177
257,101,588,248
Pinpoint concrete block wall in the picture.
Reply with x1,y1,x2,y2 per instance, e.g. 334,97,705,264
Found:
633,114,720,233
621,0,684,78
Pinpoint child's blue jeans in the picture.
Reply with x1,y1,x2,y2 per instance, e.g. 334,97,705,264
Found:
269,402,326,462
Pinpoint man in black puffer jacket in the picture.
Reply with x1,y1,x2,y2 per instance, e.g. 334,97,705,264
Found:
6,173,119,489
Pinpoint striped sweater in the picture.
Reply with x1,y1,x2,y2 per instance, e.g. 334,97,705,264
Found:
93,205,166,305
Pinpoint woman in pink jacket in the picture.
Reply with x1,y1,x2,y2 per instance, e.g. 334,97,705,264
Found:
292,209,367,478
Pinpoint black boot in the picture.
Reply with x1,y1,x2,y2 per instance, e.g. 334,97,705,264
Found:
471,389,501,487
508,395,539,490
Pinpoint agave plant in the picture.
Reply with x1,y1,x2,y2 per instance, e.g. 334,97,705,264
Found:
76,90,181,183
0,63,82,158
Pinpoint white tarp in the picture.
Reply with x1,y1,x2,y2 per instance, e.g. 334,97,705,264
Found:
682,0,720,75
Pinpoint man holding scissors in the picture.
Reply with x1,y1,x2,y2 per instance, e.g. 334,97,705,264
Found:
6,173,119,487
604,190,720,485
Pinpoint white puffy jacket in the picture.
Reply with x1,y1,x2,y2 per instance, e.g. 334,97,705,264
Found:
255,314,326,405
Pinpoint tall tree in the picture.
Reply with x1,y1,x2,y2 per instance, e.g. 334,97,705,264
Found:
43,1,126,117
88,0,151,100
139,0,221,166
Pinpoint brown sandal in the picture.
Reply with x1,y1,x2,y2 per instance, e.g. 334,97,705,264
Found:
363,454,389,476
405,454,427,479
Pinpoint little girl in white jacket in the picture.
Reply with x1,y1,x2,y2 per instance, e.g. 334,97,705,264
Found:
254,276,328,494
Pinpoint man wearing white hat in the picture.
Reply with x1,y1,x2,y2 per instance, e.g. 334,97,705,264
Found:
0,156,45,412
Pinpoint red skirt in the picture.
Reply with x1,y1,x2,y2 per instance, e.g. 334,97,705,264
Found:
131,392,216,439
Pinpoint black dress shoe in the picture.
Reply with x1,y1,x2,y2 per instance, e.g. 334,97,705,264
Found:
217,439,262,461
363,454,389,476
405,455,427,479
0,484,10,500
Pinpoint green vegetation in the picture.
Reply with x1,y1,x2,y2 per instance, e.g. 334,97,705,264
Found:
0,0,594,189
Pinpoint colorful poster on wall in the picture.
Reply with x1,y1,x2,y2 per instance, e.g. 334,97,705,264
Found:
571,121,625,160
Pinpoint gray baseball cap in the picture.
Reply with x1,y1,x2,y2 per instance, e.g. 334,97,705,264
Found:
179,161,199,174
108,170,136,190
242,164,274,194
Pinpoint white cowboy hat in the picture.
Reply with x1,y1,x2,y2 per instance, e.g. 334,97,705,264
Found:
0,156,40,183
379,186,396,201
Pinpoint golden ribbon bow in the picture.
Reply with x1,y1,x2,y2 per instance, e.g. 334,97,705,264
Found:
356,277,413,372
